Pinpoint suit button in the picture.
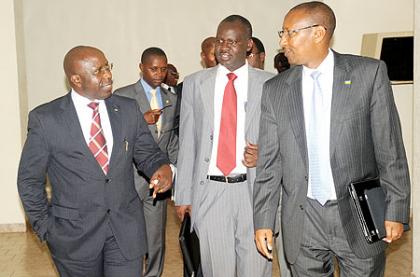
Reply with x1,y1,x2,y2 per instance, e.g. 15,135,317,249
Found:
155,130,158,134
210,135,213,141
304,176,308,181
200,181,204,185
299,205,304,210
107,209,111,214
105,178,111,183
204,158,210,162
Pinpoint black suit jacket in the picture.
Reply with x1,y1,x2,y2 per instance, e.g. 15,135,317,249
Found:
17,93,169,261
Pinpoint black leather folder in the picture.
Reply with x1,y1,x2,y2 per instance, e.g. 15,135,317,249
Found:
348,177,386,243
179,214,202,277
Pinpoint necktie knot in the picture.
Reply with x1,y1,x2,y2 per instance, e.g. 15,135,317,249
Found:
311,70,321,81
150,89,157,97
88,102,99,110
227,73,237,81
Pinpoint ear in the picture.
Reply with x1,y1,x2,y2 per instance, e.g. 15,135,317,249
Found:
260,52,266,62
313,26,327,44
70,74,82,88
139,63,144,73
246,38,253,53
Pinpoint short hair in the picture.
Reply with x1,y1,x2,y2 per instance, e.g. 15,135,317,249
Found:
289,1,336,38
251,37,265,53
141,47,167,63
201,36,216,52
220,15,252,39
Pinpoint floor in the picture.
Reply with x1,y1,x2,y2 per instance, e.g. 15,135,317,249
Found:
0,202,412,276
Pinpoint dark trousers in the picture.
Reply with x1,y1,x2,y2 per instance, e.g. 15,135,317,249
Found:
291,198,385,277
51,223,142,277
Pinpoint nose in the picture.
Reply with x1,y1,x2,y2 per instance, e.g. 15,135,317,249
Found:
103,69,112,80
280,36,288,49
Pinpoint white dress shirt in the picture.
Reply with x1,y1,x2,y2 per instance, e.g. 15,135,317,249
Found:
302,49,337,200
71,89,113,160
208,63,248,175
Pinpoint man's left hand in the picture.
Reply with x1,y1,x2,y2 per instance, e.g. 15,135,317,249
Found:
242,142,258,168
149,164,173,198
383,220,404,243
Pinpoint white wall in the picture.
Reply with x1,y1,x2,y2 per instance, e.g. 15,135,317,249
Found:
21,0,300,110
0,0,26,230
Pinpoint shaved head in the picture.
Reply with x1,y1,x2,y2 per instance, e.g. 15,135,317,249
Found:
289,1,336,39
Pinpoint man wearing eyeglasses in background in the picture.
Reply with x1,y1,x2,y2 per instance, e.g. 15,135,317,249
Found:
114,47,178,277
175,15,274,277
17,46,173,276
254,1,410,276
247,36,266,70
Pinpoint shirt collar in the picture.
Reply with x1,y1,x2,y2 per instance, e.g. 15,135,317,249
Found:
217,61,248,78
71,88,103,106
302,49,334,76
140,78,160,93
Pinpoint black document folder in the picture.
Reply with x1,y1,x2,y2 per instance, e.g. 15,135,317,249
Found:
348,177,386,243
179,214,202,277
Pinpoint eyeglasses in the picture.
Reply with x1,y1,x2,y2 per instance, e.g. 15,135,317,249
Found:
277,24,325,39
93,63,113,75
215,38,239,47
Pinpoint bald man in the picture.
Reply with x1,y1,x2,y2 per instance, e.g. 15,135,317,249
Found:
17,46,173,277
254,1,410,276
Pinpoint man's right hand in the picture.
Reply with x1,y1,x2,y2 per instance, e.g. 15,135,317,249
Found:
176,205,192,221
144,109,162,125
255,228,274,260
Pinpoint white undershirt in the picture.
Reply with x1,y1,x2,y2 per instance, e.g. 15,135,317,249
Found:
71,89,113,160
208,63,248,175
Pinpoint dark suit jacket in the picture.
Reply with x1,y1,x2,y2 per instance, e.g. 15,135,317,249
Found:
17,93,170,261
253,51,410,262
114,81,178,199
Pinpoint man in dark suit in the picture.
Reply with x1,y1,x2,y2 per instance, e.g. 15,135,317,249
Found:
175,15,273,277
253,2,410,276
17,46,173,277
114,47,178,277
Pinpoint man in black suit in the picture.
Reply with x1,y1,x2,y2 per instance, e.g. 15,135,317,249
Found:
17,46,172,277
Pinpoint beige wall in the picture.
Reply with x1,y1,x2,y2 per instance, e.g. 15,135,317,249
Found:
0,0,26,230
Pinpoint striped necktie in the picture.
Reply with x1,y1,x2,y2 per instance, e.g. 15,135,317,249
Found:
88,102,109,174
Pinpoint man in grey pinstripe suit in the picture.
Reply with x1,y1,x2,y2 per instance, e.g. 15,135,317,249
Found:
254,2,410,276
175,15,273,277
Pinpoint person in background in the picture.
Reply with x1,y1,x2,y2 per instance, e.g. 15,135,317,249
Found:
162,63,179,94
175,15,274,277
200,36,218,68
274,51,290,73
17,46,172,277
114,47,178,277
253,2,410,276
247,36,266,69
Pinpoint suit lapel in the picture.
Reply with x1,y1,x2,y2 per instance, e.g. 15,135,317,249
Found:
245,67,258,133
285,67,308,169
59,93,104,174
105,97,123,174
159,87,173,141
330,52,352,157
135,82,158,141
200,67,218,133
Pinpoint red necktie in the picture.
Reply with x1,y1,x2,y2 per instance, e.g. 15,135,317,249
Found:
88,102,109,174
216,73,237,176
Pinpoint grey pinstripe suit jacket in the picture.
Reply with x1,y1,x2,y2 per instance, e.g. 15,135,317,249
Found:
175,65,274,229
253,51,410,263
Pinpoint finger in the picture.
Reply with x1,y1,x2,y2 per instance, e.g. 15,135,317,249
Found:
149,178,159,189
383,223,393,243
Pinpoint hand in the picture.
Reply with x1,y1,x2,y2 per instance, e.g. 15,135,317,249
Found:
255,229,274,260
242,142,258,168
383,220,404,243
144,109,162,125
176,205,192,221
149,164,173,199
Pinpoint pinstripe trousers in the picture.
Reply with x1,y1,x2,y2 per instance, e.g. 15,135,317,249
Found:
291,198,385,277
194,179,271,277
